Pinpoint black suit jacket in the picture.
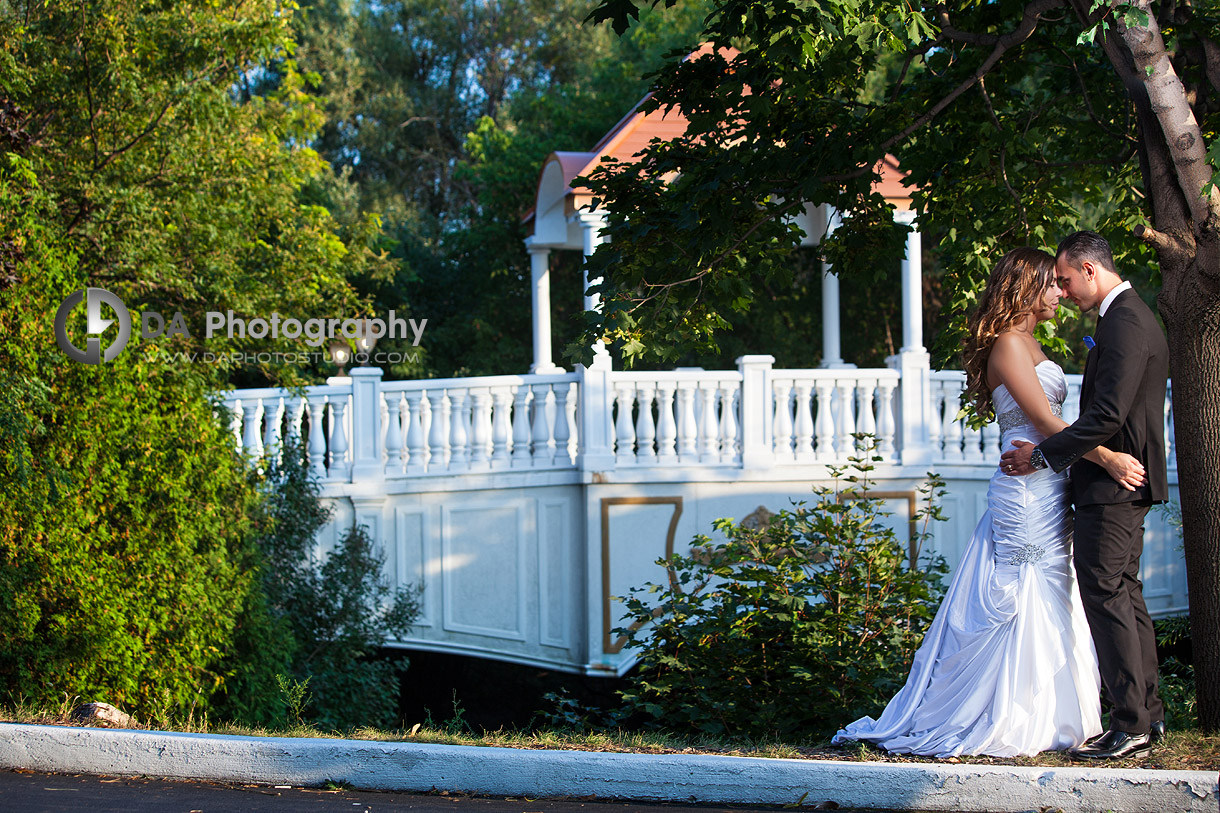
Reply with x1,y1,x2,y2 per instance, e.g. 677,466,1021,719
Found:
1039,287,1169,506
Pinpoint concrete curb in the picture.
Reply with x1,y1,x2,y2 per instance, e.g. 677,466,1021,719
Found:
0,723,1215,812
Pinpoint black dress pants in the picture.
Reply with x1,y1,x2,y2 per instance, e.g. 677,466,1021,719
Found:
1072,501,1164,734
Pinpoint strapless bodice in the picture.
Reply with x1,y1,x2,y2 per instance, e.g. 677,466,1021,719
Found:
991,360,1066,438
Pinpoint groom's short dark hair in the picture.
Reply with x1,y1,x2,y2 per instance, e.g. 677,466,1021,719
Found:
1057,230,1117,275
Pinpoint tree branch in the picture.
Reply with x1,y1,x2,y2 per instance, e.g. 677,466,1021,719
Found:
1134,222,1173,252
978,77,1030,234
878,0,1067,156
1117,0,1218,229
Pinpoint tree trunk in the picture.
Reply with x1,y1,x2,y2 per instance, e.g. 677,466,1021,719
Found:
1099,0,1220,733
1161,282,1220,732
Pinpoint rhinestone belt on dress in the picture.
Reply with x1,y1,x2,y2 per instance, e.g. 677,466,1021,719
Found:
996,402,1062,433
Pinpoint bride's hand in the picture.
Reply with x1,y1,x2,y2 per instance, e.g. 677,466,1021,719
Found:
1100,450,1146,491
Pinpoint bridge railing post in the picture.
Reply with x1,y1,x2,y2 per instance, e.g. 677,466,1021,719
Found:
737,355,775,470
350,367,385,483
577,364,616,473
887,349,932,467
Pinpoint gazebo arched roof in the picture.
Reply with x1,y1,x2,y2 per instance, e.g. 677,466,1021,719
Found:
525,45,915,250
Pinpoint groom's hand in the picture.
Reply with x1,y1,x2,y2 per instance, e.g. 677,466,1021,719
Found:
1000,440,1036,476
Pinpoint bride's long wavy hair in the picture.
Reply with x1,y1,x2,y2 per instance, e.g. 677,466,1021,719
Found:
962,247,1057,420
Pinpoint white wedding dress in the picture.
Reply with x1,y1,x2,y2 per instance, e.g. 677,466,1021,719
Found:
832,361,1102,757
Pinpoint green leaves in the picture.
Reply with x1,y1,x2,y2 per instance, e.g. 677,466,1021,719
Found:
613,443,948,738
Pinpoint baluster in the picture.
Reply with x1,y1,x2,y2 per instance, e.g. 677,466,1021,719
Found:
405,391,427,473
718,384,739,463
448,389,470,471
491,387,513,468
655,384,678,463
676,383,698,461
981,418,1000,463
772,379,794,461
284,396,304,445
429,391,451,470
511,386,533,467
307,399,327,478
876,379,897,459
942,387,964,462
963,418,985,463
814,380,836,462
793,381,815,462
1064,380,1082,423
262,396,284,466
241,399,264,461
228,399,243,448
531,383,554,465
927,384,944,461
697,384,719,463
614,382,638,464
856,381,877,452
553,383,573,465
384,392,404,475
468,388,492,469
635,383,657,463
834,380,856,457
328,397,350,480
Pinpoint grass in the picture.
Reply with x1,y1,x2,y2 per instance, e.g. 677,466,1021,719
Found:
3,697,1217,773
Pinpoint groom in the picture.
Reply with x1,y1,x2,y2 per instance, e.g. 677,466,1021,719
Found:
1001,230,1169,760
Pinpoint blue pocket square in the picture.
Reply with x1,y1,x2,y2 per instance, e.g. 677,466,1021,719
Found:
1083,335,1096,350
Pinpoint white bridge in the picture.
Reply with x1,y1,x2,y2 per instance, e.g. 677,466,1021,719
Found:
223,359,1185,676
223,64,1186,676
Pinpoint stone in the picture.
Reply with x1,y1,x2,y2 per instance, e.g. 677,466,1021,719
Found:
69,702,135,729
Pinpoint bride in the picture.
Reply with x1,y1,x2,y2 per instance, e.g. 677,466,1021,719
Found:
832,247,1146,757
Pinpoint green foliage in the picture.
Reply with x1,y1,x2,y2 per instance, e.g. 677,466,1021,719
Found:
573,0,1186,369
1156,615,1197,731
279,0,712,377
0,0,402,724
537,689,629,733
0,272,262,716
614,446,948,738
2,0,389,389
276,674,313,726
216,438,421,730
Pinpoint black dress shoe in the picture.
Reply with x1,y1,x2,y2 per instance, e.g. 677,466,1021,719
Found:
1068,729,1152,760
1150,720,1166,745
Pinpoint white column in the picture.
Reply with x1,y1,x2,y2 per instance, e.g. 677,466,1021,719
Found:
887,209,931,466
526,237,562,374
578,211,612,370
896,209,924,353
820,206,853,369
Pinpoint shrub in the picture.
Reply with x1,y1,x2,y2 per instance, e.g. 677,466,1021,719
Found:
214,436,421,729
0,344,261,717
1155,614,1197,730
614,445,948,739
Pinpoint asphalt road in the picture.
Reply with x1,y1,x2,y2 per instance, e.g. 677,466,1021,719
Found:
0,770,870,813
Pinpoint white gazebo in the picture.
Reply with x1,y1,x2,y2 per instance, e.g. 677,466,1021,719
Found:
521,55,927,381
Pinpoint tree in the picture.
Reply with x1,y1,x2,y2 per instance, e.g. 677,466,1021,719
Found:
0,0,389,716
579,0,1220,730
282,0,712,376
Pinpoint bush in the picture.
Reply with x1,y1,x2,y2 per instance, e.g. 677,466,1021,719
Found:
0,337,261,717
1155,614,1197,730
614,446,948,739
215,436,421,729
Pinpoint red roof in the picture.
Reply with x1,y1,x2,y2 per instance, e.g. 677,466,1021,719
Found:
526,45,913,230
